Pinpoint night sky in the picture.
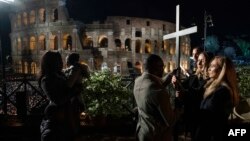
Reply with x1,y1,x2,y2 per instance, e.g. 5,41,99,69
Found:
66,0,250,45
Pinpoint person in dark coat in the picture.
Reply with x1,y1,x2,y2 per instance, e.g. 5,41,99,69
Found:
39,51,74,141
133,54,181,141
172,52,213,141
64,53,90,137
194,56,240,141
183,52,213,139
189,47,201,74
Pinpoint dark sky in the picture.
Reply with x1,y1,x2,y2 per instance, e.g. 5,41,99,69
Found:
66,0,250,45
1,0,250,54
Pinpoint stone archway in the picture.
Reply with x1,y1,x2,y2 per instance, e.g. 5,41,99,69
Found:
99,37,108,47
145,39,152,53
125,38,131,51
135,40,141,53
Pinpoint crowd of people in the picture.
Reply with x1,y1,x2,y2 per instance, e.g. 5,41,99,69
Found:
133,47,240,141
37,47,240,141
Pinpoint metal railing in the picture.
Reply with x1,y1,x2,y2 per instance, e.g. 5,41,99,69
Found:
0,74,47,115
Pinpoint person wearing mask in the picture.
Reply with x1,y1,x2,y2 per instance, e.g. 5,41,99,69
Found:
133,54,181,141
194,56,240,141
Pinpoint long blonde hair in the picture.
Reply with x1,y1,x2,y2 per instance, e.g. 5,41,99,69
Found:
204,56,239,106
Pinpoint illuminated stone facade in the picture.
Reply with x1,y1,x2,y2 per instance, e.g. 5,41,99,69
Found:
9,0,191,75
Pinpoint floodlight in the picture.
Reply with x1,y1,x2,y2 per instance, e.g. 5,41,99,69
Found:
0,0,14,4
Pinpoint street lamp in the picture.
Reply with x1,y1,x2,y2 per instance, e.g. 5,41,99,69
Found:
204,11,214,51
0,0,14,114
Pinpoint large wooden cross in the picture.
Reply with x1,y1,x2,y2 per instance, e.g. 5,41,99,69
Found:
163,5,197,72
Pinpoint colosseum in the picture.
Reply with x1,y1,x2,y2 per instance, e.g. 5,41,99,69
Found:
9,0,191,75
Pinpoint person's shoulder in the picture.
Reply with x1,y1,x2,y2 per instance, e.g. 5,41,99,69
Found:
214,84,231,98
217,85,230,93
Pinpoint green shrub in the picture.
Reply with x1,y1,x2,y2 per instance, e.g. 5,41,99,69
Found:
81,70,134,118
237,66,250,98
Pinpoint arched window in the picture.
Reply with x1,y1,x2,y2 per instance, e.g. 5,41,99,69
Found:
23,37,28,49
17,14,21,27
145,39,152,54
63,34,72,50
52,8,58,22
114,39,121,48
39,8,46,23
50,35,58,50
125,38,131,51
17,37,22,53
66,36,72,50
83,35,93,47
99,37,108,47
17,61,22,73
39,34,46,50
135,40,141,53
163,40,170,54
24,62,28,74
170,41,176,55
87,37,93,47
23,12,28,25
31,62,37,74
154,40,158,53
30,36,36,50
29,10,36,24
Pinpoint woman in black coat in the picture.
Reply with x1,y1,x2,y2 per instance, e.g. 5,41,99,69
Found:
39,51,73,141
172,52,213,141
194,56,240,141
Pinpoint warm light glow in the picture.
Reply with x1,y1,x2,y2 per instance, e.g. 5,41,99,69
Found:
0,0,14,4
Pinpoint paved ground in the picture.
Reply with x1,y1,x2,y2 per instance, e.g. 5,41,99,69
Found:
1,114,250,141
0,115,136,141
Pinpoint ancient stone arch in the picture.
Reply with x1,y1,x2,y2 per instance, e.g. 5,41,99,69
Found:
17,37,22,53
39,34,46,50
24,61,28,74
17,14,21,27
83,34,93,47
23,37,28,50
115,39,121,48
135,40,141,53
31,62,37,74
17,61,22,73
63,34,72,50
99,35,108,48
125,38,131,51
29,10,36,24
145,39,152,53
52,8,58,22
23,12,28,26
29,36,36,50
49,34,58,50
170,40,176,55
154,40,159,53
39,8,46,23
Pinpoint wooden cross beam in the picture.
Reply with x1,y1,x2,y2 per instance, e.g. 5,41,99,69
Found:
163,5,197,73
